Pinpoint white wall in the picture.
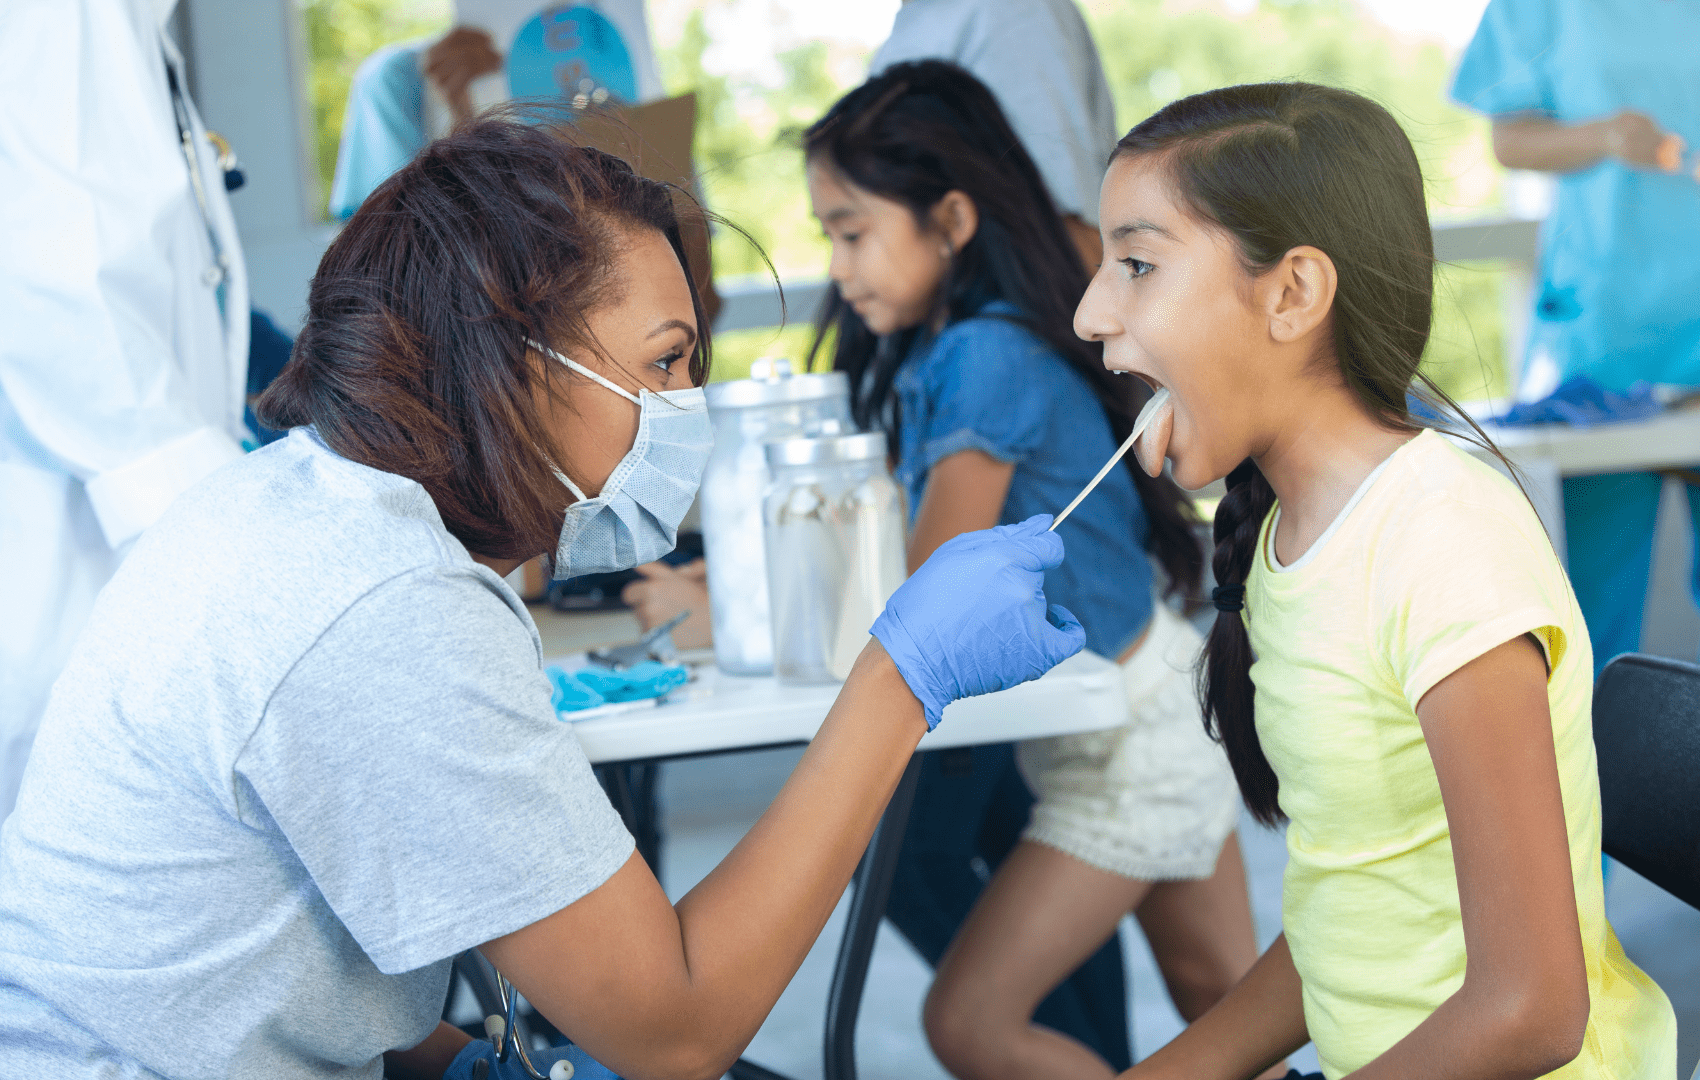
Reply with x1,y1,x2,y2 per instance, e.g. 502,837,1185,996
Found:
182,0,335,332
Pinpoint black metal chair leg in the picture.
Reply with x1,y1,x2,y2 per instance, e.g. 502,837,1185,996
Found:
597,763,664,874
822,755,922,1080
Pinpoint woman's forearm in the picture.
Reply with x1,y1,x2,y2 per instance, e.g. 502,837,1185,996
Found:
1122,933,1309,1080
484,641,926,1080
666,641,925,1047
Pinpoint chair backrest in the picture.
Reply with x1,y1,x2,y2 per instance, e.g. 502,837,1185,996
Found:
1592,654,1700,911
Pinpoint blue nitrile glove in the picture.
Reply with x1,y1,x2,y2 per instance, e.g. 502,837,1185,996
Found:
574,661,688,703
546,662,689,715
444,1037,620,1080
870,514,1085,729
1496,376,1662,428
547,668,607,713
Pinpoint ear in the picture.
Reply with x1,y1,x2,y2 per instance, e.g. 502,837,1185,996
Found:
1262,245,1337,345
932,190,980,254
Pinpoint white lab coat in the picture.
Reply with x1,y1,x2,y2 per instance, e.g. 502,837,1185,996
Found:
0,0,249,820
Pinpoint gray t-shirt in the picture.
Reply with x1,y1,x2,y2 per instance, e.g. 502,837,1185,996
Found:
0,428,633,1079
871,0,1118,223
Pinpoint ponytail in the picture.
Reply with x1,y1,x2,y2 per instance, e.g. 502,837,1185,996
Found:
1201,459,1282,825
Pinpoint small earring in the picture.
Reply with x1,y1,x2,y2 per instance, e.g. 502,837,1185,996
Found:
939,243,952,260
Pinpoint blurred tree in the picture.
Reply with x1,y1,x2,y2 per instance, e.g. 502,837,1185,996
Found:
300,0,1514,397
1083,0,1508,401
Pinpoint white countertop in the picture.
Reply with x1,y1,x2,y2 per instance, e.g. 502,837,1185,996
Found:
1467,404,1700,477
559,649,1129,764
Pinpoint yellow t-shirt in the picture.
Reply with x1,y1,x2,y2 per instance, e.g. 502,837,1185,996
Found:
1246,430,1675,1078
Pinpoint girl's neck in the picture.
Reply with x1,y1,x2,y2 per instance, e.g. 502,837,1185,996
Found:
1254,386,1415,567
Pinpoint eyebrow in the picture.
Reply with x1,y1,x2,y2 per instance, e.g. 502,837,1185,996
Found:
647,318,698,347
1108,219,1178,242
820,207,859,224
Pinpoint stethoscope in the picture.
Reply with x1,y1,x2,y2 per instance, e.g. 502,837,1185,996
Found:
476,970,575,1080
163,54,242,291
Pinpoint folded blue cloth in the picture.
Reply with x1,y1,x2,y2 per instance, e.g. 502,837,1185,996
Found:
546,661,689,715
1495,377,1663,428
1408,377,1663,430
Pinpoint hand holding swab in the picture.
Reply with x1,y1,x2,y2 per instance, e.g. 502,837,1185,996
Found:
1050,387,1171,531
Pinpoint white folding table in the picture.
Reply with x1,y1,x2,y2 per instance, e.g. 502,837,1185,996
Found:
1459,404,1700,564
561,650,1131,1080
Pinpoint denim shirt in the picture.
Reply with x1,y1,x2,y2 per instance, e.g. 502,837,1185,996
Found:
892,301,1154,658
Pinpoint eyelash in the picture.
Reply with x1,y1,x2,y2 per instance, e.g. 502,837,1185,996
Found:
654,350,685,374
1121,258,1154,279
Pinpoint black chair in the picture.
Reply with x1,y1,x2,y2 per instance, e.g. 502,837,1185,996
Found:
1592,654,1700,911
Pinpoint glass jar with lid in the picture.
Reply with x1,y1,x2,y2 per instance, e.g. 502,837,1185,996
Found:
763,431,907,685
700,360,850,675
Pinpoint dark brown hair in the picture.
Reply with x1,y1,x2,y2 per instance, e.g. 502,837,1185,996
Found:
257,109,711,561
802,60,1203,599
1115,82,1509,825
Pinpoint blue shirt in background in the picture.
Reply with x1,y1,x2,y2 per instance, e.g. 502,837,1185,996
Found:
329,42,429,222
892,301,1155,658
1451,0,1700,392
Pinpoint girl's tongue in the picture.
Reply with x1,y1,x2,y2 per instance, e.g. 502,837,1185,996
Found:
1133,390,1174,478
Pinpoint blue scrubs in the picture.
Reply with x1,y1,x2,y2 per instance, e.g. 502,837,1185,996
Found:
327,7,652,222
328,43,430,222
1452,0,1700,670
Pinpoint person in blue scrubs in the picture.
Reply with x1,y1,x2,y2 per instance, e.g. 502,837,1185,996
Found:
1452,0,1700,671
328,4,663,221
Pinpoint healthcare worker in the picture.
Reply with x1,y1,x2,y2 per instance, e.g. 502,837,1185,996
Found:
0,0,250,821
328,0,665,221
1452,0,1700,671
0,114,1085,1080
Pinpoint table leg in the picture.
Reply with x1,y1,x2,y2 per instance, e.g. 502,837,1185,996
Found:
597,763,663,874
822,754,923,1080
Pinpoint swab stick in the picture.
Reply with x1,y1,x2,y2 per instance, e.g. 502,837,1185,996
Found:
1050,387,1171,531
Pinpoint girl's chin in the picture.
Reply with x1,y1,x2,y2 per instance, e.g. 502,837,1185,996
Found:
1165,446,1212,492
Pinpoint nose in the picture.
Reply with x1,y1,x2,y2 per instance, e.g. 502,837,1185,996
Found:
1073,263,1120,343
826,240,853,287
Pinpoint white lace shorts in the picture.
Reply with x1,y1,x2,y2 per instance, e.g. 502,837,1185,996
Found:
1017,601,1240,881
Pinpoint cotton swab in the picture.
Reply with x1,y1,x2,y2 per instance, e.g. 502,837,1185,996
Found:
1050,387,1171,531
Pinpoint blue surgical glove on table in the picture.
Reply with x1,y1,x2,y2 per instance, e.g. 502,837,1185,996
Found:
443,1037,619,1080
547,662,688,714
871,514,1086,729
1496,376,1663,427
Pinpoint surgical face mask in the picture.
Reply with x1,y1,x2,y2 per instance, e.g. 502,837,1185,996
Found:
528,340,713,579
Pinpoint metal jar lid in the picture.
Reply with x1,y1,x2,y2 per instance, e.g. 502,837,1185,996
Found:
765,431,888,467
704,368,849,410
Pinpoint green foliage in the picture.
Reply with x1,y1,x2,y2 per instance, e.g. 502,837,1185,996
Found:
300,0,1516,399
298,0,452,216
1428,260,1511,401
1088,0,1492,205
708,323,824,383
1080,0,1512,399
657,11,848,280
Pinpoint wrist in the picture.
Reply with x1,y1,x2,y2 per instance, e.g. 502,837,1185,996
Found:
848,638,928,736
867,615,944,729
1598,115,1624,161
